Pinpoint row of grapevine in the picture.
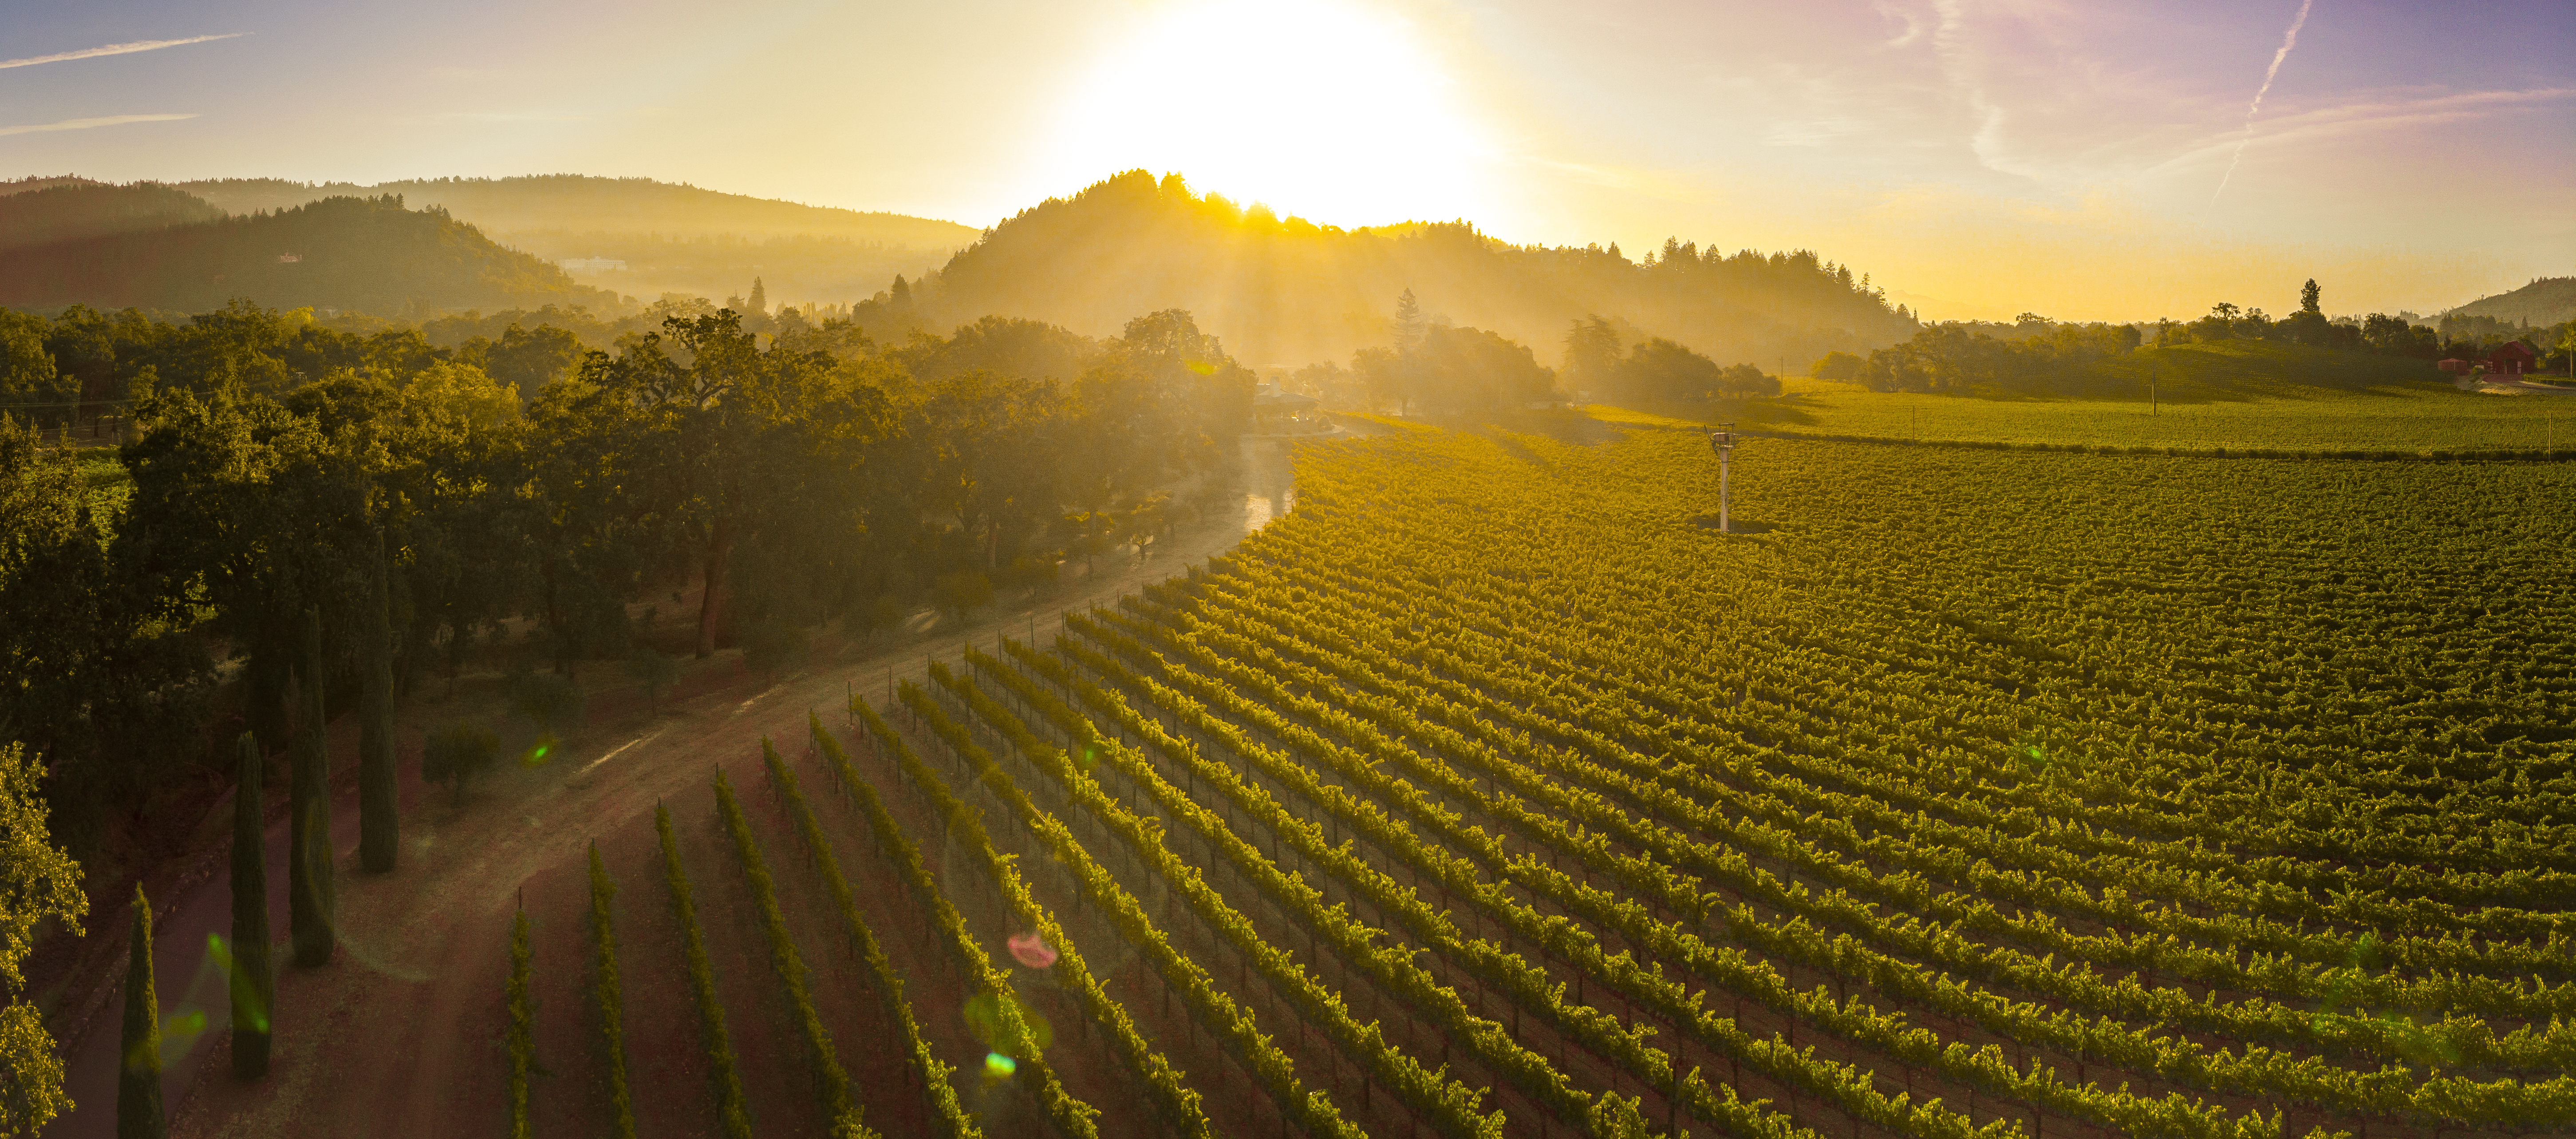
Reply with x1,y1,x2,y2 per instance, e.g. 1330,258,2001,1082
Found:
1154,581,2576,1088
1257,549,2573,961
893,672,1401,1139
709,767,876,1137
655,803,757,1139
769,727,982,1138
587,845,639,1139
1096,594,2576,1132
930,655,1578,1137
508,910,533,1139
982,640,1835,1139
834,700,1105,1139
1168,427,2576,1136
1039,623,2129,1139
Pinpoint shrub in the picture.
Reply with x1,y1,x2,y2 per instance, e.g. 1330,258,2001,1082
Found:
933,570,992,618
421,722,501,804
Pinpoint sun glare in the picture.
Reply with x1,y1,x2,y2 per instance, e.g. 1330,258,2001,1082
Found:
1046,0,1493,229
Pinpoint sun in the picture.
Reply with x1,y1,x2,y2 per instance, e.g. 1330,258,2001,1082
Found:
1045,0,1494,229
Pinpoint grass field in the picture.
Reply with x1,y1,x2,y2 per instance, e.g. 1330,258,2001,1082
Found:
1618,341,2576,454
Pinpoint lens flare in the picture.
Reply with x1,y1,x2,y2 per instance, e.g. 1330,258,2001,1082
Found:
1007,932,1059,969
984,1052,1016,1077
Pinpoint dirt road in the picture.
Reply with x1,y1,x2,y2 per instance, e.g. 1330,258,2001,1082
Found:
51,441,1302,1139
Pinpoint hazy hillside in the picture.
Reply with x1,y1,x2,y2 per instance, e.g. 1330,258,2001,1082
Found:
178,174,978,246
0,175,105,197
872,170,1920,369
2445,277,2576,326
0,194,618,316
0,182,225,251
177,174,978,309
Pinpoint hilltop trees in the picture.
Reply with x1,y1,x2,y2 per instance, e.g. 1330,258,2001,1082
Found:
1554,317,1778,406
867,169,1916,369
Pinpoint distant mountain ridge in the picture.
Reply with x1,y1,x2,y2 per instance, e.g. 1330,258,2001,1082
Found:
868,170,1920,371
2444,277,2576,327
179,174,980,248
0,182,223,250
0,193,615,316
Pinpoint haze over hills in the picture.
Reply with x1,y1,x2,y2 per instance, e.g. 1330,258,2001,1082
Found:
0,182,223,251
181,174,982,308
2443,277,2576,327
869,170,1921,371
0,192,614,316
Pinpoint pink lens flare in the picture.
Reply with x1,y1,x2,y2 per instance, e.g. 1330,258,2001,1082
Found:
1008,932,1058,969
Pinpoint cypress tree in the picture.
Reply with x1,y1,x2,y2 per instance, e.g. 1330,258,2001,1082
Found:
118,886,165,1139
289,607,335,967
359,533,398,872
230,732,272,1078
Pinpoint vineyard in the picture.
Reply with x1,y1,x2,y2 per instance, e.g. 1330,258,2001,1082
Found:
504,422,2576,1139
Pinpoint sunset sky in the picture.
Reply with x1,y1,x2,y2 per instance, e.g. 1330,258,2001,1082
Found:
7,0,2569,320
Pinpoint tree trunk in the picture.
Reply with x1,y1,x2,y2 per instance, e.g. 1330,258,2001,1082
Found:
118,886,165,1139
696,516,732,658
289,608,335,967
230,733,272,1077
359,533,399,873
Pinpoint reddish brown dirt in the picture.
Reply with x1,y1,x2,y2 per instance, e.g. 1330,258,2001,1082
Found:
47,457,1296,1139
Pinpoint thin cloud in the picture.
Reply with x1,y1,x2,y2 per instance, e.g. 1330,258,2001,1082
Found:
0,34,246,71
0,114,198,138
2209,0,2314,207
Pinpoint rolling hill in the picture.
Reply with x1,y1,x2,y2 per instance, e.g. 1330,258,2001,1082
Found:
0,193,617,316
869,170,1921,370
177,174,980,310
0,182,224,251
2443,276,2576,326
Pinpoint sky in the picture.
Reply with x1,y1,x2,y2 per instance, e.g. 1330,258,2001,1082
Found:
4,0,2570,320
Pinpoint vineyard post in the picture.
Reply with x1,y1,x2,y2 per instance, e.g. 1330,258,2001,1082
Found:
1709,426,1736,534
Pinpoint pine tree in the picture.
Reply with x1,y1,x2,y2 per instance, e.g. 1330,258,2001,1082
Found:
359,533,398,873
289,608,334,967
117,886,163,1139
230,732,272,1078
2301,278,2323,315
747,277,767,316
1394,288,1424,352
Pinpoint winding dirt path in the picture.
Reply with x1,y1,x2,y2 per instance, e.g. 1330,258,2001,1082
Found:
52,442,1304,1139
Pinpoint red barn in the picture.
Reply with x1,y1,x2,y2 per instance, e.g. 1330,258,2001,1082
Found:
2485,341,2537,376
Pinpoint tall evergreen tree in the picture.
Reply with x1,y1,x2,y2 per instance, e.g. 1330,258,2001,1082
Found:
1393,288,1424,351
289,608,334,967
117,887,163,1139
358,533,398,872
229,733,272,1078
747,277,767,316
2301,278,2323,315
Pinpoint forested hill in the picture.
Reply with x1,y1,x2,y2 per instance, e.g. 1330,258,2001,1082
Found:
0,182,225,250
2444,276,2576,327
0,194,617,316
869,170,1921,369
179,174,981,247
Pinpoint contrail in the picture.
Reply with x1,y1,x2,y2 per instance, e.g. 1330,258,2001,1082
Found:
2209,0,2313,207
0,114,197,138
0,34,245,71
